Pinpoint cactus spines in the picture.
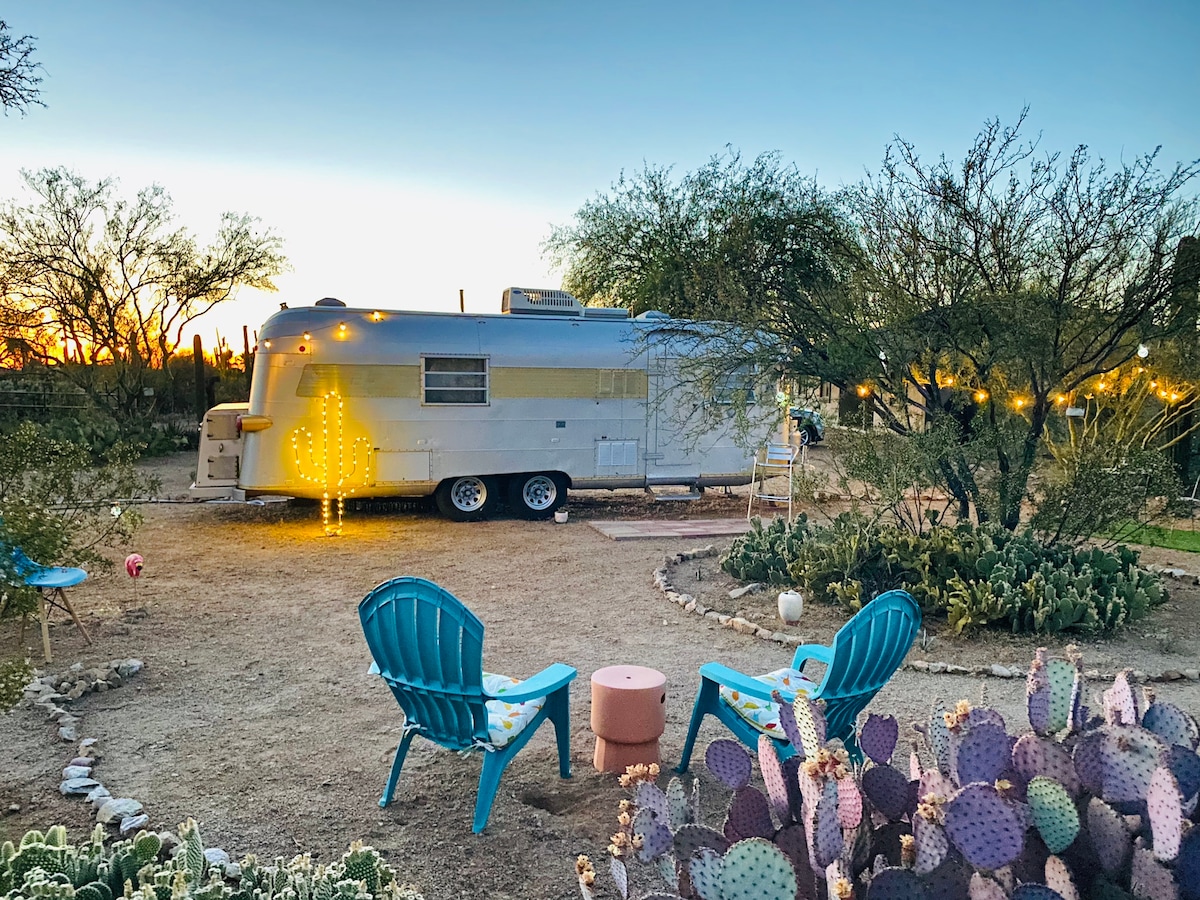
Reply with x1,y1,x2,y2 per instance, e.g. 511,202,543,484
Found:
837,775,863,829
757,735,792,822
688,847,722,900
1026,776,1080,854
1044,855,1079,900
813,779,843,869
705,740,753,791
1104,671,1140,727
717,838,797,900
1177,827,1200,900
792,694,825,759
944,783,1026,870
1130,839,1179,900
724,787,775,842
665,777,691,830
1009,886,1069,900
863,867,926,899
1147,766,1183,862
1012,734,1081,797
177,819,204,885
951,722,1013,787
926,702,953,776
634,780,671,823
860,714,899,766
1142,700,1199,750
672,824,730,861
968,873,1008,900
1085,797,1133,875
862,764,914,822
912,814,949,876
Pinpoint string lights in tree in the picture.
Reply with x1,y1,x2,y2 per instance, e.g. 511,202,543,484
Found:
291,390,372,536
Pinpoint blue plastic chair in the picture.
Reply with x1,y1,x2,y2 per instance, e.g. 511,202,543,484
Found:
3,544,91,662
358,576,577,832
677,589,920,770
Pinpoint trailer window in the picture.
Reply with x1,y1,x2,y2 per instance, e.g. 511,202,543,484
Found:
713,366,757,405
423,357,489,404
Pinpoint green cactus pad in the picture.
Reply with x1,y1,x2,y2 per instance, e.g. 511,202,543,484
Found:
1026,776,1080,854
717,838,797,900
133,833,161,864
74,883,111,900
1045,657,1076,733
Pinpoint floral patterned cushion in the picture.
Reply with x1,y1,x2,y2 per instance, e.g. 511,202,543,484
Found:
719,668,817,737
482,672,545,748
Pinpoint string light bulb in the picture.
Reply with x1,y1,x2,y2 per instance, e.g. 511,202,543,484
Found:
371,311,383,322
1137,344,1150,358
291,390,372,536
856,384,871,398
974,390,988,403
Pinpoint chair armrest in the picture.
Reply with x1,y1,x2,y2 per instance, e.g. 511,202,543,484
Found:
699,662,797,705
790,644,833,672
489,662,577,703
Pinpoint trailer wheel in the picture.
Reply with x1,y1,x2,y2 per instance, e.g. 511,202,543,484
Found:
435,476,497,521
508,473,566,519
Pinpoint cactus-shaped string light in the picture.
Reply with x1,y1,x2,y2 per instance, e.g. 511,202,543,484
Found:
291,390,372,535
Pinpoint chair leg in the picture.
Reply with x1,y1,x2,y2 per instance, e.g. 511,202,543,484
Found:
54,588,92,645
473,747,509,833
676,677,719,774
379,728,418,808
548,687,572,779
39,592,52,663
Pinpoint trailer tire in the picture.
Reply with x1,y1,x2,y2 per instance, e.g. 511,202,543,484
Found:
508,472,566,519
435,476,498,521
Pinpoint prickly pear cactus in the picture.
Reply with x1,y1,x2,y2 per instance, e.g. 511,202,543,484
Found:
859,714,898,766
1146,766,1184,862
943,783,1025,870
705,740,752,791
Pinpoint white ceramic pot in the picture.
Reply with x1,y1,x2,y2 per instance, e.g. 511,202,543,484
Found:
554,509,569,524
777,589,804,624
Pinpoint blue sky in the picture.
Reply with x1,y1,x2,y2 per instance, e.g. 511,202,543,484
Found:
3,0,1198,340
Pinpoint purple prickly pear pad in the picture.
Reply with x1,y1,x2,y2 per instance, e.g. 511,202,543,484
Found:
944,783,1026,870
860,713,899,765
705,739,753,790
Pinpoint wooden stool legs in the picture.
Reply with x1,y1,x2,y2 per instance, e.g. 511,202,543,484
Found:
38,587,92,663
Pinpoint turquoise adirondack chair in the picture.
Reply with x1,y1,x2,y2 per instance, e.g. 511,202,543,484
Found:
359,576,577,833
677,588,920,770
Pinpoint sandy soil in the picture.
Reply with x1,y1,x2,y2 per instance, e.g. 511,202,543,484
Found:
2,452,1199,900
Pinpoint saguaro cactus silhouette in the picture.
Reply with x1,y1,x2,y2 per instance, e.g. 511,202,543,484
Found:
291,390,372,535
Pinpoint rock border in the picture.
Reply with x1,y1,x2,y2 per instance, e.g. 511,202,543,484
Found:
654,552,1200,683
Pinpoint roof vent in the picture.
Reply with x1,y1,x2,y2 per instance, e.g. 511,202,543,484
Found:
502,287,583,315
315,297,346,307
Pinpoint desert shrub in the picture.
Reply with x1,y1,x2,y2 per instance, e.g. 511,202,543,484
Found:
722,514,1164,635
0,819,423,900
0,656,32,712
0,422,158,622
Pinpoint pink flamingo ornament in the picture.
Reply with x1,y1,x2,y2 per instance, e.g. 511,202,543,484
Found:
125,553,143,599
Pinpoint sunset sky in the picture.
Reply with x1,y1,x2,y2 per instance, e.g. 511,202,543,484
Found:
2,1,1198,346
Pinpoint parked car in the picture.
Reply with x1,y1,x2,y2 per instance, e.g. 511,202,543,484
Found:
789,407,825,446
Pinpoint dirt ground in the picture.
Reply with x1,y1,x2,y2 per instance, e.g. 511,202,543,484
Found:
3,452,1199,900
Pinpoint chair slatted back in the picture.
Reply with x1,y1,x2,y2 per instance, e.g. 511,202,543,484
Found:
763,443,797,466
797,589,920,742
359,576,489,750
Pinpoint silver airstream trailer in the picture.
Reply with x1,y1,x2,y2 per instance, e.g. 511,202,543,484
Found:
191,289,766,520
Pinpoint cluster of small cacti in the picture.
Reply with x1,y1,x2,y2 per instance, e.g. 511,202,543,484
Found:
577,646,1200,899
722,515,1164,635
0,822,423,900
720,516,812,585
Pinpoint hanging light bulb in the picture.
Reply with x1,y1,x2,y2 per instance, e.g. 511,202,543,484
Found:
1137,344,1150,359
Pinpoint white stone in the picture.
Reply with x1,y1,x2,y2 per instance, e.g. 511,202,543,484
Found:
60,777,100,796
1183,669,1200,681
728,583,764,600
204,849,231,868
62,765,92,779
87,787,112,808
927,662,948,674
989,664,1016,678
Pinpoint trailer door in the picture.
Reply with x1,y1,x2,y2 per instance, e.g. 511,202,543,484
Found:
645,351,701,481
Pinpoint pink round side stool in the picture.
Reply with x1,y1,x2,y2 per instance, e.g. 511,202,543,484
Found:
590,665,667,773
